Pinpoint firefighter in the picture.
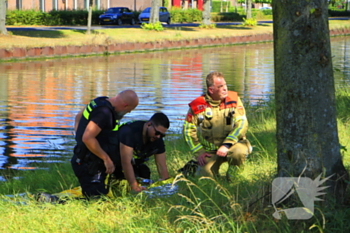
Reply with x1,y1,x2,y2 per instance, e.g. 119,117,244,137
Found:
71,90,139,197
183,71,252,178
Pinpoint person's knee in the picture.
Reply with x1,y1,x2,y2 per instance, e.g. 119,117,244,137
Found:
227,143,249,166
134,164,151,179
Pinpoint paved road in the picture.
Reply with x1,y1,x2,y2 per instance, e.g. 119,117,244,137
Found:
6,17,348,31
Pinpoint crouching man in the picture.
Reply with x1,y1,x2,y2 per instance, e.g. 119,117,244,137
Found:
114,112,170,193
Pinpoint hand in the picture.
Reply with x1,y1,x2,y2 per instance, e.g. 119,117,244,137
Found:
197,152,212,166
103,157,115,174
217,145,229,157
130,183,147,193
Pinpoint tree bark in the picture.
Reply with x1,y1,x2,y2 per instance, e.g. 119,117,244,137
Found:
273,0,348,202
0,0,7,35
150,0,160,24
246,0,252,19
202,0,211,25
86,0,93,35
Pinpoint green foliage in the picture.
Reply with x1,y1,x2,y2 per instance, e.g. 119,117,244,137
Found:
198,23,216,29
5,9,104,26
237,0,272,3
328,9,350,17
141,21,164,31
163,0,170,8
242,17,257,27
211,0,231,13
170,7,202,23
211,12,244,22
6,10,48,25
48,9,103,25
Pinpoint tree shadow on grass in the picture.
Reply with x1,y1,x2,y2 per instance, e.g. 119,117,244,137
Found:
9,29,97,38
167,26,199,32
217,25,255,30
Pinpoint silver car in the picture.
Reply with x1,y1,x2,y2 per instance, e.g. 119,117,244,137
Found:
138,7,171,24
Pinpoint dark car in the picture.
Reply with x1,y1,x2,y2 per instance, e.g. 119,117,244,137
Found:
99,7,135,25
138,7,171,24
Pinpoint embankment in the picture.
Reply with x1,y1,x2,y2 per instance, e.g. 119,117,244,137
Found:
1,28,350,61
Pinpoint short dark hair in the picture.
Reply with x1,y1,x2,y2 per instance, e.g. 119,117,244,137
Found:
206,71,224,88
150,112,170,129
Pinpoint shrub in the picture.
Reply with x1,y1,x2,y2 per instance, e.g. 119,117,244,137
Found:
241,17,257,27
328,9,350,17
199,23,216,29
6,10,47,25
6,9,104,26
212,0,231,13
211,12,243,22
141,21,164,31
170,8,202,23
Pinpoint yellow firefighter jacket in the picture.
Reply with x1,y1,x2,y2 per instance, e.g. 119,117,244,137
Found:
183,91,248,157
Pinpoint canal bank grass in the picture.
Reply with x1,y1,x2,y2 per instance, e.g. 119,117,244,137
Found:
1,20,349,50
1,87,350,232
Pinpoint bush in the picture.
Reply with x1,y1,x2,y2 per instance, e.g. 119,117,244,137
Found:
6,10,47,25
6,9,104,26
170,8,202,23
328,9,350,17
199,23,216,29
48,10,104,25
242,17,257,27
212,1,231,13
211,12,243,22
141,21,164,31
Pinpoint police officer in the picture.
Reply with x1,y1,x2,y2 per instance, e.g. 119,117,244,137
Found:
183,71,252,178
113,112,170,193
71,89,139,197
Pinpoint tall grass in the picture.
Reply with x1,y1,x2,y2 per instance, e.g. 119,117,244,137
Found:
0,86,350,232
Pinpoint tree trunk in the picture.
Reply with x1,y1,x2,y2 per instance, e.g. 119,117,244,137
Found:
150,0,160,24
202,0,211,25
273,0,349,202
0,0,7,35
246,0,252,19
86,0,93,35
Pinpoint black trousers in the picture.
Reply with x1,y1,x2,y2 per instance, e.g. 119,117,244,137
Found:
113,163,151,180
71,154,108,198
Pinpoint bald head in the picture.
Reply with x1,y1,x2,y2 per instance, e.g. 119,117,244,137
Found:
119,89,139,109
107,90,139,120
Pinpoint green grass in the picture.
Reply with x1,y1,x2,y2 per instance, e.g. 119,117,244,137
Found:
1,85,350,232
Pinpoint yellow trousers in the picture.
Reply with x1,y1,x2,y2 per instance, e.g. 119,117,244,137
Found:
199,139,252,177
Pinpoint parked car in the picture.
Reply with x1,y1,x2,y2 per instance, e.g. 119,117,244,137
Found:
259,6,272,10
138,7,171,25
99,7,135,25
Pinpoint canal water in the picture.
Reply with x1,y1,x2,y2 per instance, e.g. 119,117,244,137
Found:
0,36,349,180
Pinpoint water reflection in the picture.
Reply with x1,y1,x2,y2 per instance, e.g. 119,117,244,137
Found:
0,36,349,177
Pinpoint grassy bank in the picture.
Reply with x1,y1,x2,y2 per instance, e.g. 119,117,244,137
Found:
1,20,349,50
1,85,350,232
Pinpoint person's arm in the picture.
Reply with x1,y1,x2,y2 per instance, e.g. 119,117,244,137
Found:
183,108,210,165
82,121,115,174
120,142,146,193
154,152,169,180
74,107,85,133
183,109,207,155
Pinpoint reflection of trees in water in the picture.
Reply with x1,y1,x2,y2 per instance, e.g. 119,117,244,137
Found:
1,117,19,181
2,118,17,168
